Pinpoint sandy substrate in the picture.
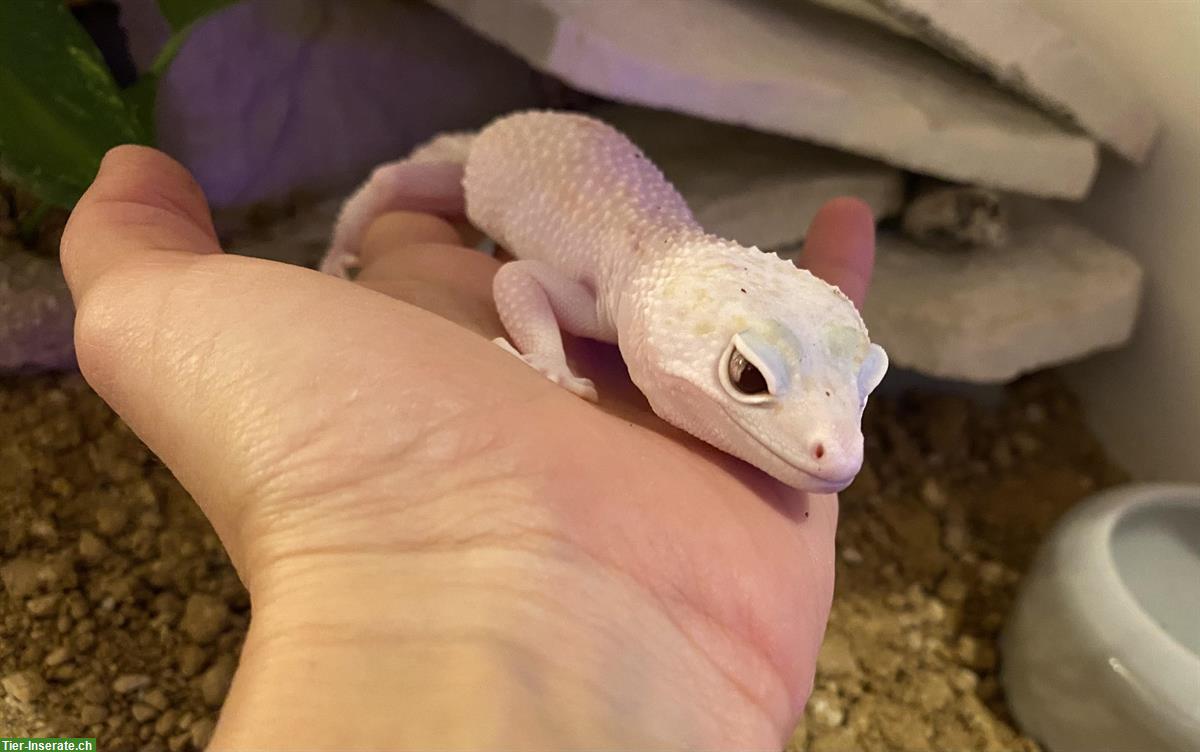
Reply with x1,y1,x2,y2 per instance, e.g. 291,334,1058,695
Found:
0,371,1125,750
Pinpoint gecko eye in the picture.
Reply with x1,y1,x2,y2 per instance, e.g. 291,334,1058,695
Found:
729,350,768,395
718,333,780,405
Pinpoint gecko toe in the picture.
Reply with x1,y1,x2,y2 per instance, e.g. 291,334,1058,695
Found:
492,339,598,401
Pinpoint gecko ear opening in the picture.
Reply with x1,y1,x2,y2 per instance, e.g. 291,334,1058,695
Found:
858,343,889,397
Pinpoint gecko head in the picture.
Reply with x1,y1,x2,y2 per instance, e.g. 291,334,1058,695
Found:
629,252,889,493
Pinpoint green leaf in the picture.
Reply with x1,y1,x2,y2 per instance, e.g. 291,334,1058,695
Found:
0,0,149,208
123,74,161,144
158,0,241,33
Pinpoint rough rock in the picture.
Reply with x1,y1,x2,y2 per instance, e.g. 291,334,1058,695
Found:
432,0,1097,198
597,105,904,249
811,0,1159,162
0,239,76,371
901,182,1008,250
864,201,1142,382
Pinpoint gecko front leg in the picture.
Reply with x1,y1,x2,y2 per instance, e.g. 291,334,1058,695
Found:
492,260,614,402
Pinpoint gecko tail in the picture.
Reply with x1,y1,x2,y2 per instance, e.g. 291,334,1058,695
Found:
320,131,478,278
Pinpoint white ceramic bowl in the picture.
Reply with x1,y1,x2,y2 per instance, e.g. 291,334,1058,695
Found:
1001,483,1200,752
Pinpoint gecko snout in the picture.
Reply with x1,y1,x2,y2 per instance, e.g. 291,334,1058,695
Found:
805,435,863,486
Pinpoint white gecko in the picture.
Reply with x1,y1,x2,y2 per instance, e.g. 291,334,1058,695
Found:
321,111,888,493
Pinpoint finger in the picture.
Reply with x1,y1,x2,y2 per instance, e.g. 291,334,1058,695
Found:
797,197,875,310
61,145,222,300
359,211,463,267
355,212,504,336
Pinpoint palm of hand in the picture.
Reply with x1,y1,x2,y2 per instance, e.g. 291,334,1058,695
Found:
62,147,873,740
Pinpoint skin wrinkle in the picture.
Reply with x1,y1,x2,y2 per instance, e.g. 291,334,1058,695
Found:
237,457,552,587
248,543,772,747
553,442,822,724
235,625,681,747
240,394,520,517
527,472,794,733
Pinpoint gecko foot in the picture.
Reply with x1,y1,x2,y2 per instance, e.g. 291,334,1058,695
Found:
492,338,599,402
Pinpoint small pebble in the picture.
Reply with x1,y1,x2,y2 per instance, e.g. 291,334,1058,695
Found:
199,655,236,707
132,703,159,722
816,632,858,677
155,709,180,736
943,525,968,554
2,671,47,703
78,532,109,562
43,646,70,667
112,674,152,694
95,506,129,536
1,559,42,599
143,687,170,711
920,477,947,509
181,594,229,645
27,593,60,617
808,691,845,728
955,635,997,671
189,718,215,749
177,644,210,678
79,704,108,725
978,560,1006,586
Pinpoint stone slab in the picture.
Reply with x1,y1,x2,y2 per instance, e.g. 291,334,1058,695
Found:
811,0,1159,162
431,0,1098,198
596,105,905,249
864,201,1143,382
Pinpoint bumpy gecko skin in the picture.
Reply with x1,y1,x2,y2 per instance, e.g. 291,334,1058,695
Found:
323,111,888,492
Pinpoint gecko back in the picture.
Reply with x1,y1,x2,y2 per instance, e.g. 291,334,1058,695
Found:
464,111,700,284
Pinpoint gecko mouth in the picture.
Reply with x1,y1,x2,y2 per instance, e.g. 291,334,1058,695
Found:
720,409,856,492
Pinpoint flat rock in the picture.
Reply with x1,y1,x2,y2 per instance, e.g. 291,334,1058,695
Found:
811,0,1159,162
863,201,1142,382
432,0,1097,198
597,105,905,249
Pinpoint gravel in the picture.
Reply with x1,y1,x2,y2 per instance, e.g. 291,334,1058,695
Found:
0,370,1124,750
0,374,248,749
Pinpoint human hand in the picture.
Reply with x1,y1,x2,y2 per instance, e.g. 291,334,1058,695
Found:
61,146,875,750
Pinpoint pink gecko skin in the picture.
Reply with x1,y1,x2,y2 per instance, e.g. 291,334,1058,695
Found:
322,111,888,492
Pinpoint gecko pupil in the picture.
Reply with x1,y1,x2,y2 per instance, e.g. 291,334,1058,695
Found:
729,350,769,395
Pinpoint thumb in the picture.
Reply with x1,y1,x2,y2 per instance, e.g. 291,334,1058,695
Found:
61,145,222,301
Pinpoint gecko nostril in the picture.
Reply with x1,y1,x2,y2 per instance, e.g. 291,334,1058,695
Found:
813,442,826,460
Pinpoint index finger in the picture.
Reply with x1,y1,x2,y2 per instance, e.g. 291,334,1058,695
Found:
796,197,876,310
